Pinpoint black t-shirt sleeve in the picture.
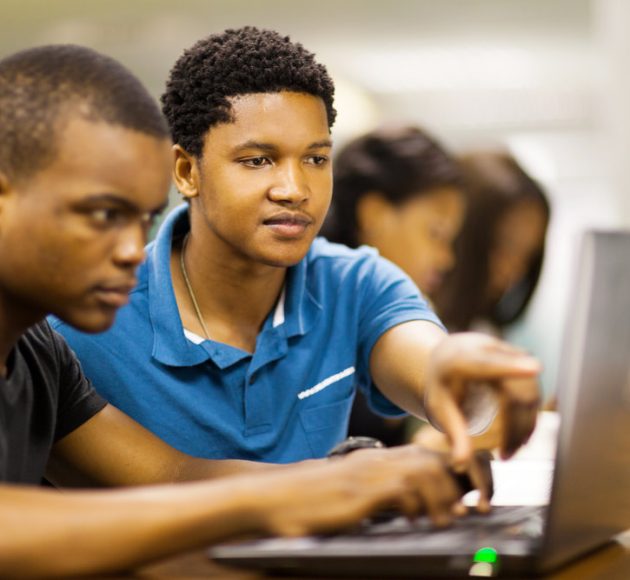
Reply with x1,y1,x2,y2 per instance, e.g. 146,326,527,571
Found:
47,325,108,441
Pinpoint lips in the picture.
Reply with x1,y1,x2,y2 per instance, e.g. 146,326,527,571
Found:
93,281,136,308
263,212,313,238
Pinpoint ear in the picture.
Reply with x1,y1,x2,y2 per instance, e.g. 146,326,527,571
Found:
355,192,395,245
0,171,11,213
172,145,200,201
0,171,9,194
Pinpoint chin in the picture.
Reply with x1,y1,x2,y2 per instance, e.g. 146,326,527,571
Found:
261,253,305,269
259,246,310,268
59,310,118,334
259,259,301,270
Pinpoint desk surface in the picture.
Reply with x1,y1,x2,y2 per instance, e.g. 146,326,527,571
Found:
130,539,630,579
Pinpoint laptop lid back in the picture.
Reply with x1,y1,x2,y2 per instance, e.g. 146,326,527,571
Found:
539,230,630,571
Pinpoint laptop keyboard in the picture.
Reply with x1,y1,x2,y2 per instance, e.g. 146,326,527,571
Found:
346,505,546,543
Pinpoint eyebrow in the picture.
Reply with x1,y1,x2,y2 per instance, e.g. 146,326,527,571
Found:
77,194,168,214
232,139,333,153
307,139,333,149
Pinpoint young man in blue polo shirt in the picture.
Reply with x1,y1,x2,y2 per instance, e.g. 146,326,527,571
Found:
52,27,540,473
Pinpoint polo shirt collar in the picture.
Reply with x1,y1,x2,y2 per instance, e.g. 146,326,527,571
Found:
281,252,322,340
246,257,322,378
148,204,321,369
148,205,217,367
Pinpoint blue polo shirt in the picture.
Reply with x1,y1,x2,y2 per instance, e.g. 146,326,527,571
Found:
51,204,443,462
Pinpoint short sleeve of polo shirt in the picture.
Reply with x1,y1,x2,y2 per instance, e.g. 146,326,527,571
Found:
45,324,108,441
355,250,445,417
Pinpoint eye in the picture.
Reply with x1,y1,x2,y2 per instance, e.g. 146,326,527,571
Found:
90,208,124,226
240,156,271,168
306,155,329,167
140,211,159,229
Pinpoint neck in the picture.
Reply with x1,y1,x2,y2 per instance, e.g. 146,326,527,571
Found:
172,231,287,351
0,291,44,377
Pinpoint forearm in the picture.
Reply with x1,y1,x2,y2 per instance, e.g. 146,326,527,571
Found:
370,324,501,434
2,443,477,577
173,455,321,482
0,480,258,578
369,320,446,418
48,405,321,488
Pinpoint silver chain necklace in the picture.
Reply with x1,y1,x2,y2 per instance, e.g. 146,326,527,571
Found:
180,235,211,340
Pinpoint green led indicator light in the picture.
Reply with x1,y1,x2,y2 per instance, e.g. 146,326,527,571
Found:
473,547,498,564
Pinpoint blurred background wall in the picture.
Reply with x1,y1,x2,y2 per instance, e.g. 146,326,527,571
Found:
1,0,628,400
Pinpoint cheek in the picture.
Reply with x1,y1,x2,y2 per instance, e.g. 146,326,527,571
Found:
17,226,67,272
32,243,83,290
40,227,113,285
311,173,333,215
400,226,433,261
384,228,427,274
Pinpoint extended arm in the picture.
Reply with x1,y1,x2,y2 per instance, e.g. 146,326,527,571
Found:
2,444,465,578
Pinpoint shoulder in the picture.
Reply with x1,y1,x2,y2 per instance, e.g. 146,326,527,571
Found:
20,320,58,350
305,238,414,288
17,320,73,374
305,238,380,280
307,237,378,263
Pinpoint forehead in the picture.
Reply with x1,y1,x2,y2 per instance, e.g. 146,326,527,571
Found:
203,92,331,150
404,187,466,217
20,114,172,206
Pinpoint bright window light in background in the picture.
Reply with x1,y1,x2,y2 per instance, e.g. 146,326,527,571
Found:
328,75,381,147
506,136,559,184
339,44,592,94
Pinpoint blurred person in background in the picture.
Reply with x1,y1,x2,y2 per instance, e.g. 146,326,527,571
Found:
321,125,466,446
434,150,550,336
416,150,551,453
323,125,465,302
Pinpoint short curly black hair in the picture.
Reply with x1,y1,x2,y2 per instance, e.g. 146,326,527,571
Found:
0,44,169,184
161,26,336,158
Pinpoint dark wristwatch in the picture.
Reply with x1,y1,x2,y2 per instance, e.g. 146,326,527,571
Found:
327,436,385,457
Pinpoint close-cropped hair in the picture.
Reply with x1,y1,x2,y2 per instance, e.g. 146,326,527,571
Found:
322,125,462,248
435,151,551,331
0,44,169,183
161,26,336,158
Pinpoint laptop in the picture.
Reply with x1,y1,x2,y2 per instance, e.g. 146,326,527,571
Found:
209,230,630,577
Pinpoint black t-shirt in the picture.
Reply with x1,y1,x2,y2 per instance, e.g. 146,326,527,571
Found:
0,321,107,483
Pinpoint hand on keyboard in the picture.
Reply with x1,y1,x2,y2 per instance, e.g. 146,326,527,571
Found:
328,438,494,527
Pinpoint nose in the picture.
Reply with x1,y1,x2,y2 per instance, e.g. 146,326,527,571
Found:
113,223,146,268
268,161,308,205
